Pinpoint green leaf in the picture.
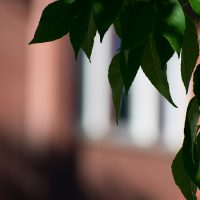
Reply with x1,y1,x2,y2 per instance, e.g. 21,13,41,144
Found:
119,50,127,90
193,64,200,104
172,148,197,200
154,30,175,69
195,134,200,183
69,0,91,57
188,0,200,16
108,53,123,124
181,17,199,92
92,0,123,42
157,0,185,54
113,18,121,38
120,2,156,49
120,45,145,95
30,1,71,44
183,97,200,187
141,35,176,107
81,15,97,61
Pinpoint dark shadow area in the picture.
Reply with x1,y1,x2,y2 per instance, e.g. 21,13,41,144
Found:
0,129,157,200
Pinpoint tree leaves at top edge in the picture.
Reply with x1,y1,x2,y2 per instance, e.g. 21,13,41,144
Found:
120,2,156,49
69,0,91,58
172,148,197,200
157,0,185,54
92,0,123,42
154,29,175,69
113,17,121,39
108,53,123,124
119,45,145,95
81,15,97,61
141,35,176,107
30,0,92,58
181,17,199,93
30,1,71,44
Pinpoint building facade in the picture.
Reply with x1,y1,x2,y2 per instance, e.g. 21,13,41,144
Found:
0,0,199,199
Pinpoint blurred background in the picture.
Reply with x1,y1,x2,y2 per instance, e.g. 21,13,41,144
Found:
0,0,199,199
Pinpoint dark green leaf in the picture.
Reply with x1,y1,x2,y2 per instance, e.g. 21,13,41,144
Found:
120,45,145,95
81,15,96,60
188,0,200,16
30,1,71,44
181,17,199,92
119,50,127,91
69,0,91,57
157,0,185,54
108,53,123,124
92,0,123,42
120,2,156,49
172,148,197,200
61,0,76,5
183,97,200,187
113,18,121,38
141,35,176,107
194,134,200,183
154,30,175,69
193,64,200,104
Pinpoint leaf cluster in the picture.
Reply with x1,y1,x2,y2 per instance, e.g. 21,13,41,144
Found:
30,0,200,199
172,64,200,200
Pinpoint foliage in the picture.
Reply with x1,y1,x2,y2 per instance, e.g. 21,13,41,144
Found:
30,0,200,199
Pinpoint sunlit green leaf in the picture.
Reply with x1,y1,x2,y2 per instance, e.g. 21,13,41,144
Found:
92,0,123,42
172,148,197,200
188,0,200,16
157,0,185,54
30,1,71,44
181,17,199,92
141,35,176,107
108,53,123,123
120,2,156,49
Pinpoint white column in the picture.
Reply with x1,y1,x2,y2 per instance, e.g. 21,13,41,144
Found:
162,54,188,153
81,31,112,140
129,68,160,148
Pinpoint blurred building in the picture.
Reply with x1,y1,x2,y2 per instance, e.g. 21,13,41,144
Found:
0,0,199,200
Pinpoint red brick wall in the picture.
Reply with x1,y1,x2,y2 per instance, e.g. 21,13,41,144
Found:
0,0,28,140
